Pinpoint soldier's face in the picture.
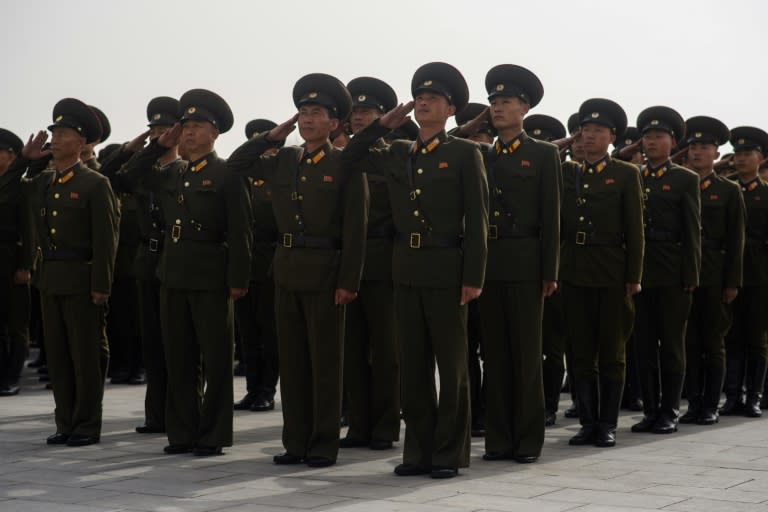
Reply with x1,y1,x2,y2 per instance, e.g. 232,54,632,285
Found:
641,130,674,160
413,93,455,126
687,142,719,172
298,105,338,143
181,121,219,154
50,127,85,160
489,96,528,131
149,124,172,141
580,123,615,156
733,149,762,174
349,106,381,135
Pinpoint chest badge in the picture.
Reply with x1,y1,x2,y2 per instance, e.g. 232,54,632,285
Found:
438,162,448,169
323,175,334,183
521,160,531,168
662,184,672,191
70,192,80,200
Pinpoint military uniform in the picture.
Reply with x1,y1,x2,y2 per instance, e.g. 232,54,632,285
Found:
24,99,119,445
632,107,701,434
561,99,644,447
680,117,745,425
228,74,367,467
341,62,488,477
722,127,768,417
124,89,252,455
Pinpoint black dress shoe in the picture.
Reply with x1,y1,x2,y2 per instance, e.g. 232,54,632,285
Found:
234,394,257,410
652,416,678,434
66,434,100,447
625,398,644,412
569,426,597,445
394,463,429,476
564,403,579,418
340,415,349,427
545,411,556,427
233,361,246,376
513,455,538,463
339,436,369,448
430,466,458,479
28,358,45,368
744,400,763,418
193,446,223,456
46,432,70,445
250,398,275,412
482,451,512,461
630,416,656,433
306,456,335,467
164,444,193,454
679,409,699,424
369,440,393,450
594,425,616,447
273,452,304,464
719,398,744,416
697,410,718,425
0,385,20,396
135,424,165,434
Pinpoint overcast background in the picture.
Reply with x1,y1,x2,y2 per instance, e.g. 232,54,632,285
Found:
3,0,766,156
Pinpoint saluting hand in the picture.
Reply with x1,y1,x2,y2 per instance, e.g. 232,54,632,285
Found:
157,123,182,149
458,106,491,136
460,286,482,306
266,114,299,142
125,130,151,153
379,102,415,130
335,289,357,305
21,131,51,160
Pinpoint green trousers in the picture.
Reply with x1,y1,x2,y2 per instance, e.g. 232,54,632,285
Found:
0,278,29,387
137,276,165,429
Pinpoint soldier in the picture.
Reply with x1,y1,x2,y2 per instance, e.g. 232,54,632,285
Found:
81,106,110,171
21,98,119,445
233,118,280,413
122,89,252,455
632,106,701,435
228,73,367,468
721,127,768,417
0,129,32,396
678,117,745,425
339,77,401,450
341,62,488,478
561,99,644,447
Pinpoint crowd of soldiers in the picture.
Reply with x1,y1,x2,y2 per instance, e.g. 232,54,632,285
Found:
1,61,767,479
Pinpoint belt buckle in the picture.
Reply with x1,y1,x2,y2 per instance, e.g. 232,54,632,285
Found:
148,238,159,252
575,231,586,245
171,225,181,243
282,233,293,248
409,232,421,249
488,224,498,240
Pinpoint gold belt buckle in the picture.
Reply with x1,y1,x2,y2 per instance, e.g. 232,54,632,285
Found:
409,232,421,249
282,233,293,248
575,231,586,245
488,224,498,240
171,225,181,243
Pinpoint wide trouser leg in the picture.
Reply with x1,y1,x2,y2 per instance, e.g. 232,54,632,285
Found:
699,287,730,413
657,287,692,421
137,277,165,429
467,300,485,429
596,287,634,428
684,289,705,414
743,287,768,404
0,281,30,387
542,290,566,416
634,288,661,420
343,287,372,440
106,278,140,378
235,284,261,396
565,286,599,428
254,279,279,399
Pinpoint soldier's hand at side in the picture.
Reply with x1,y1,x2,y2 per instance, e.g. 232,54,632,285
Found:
22,131,51,160
626,283,641,297
722,287,738,304
158,123,182,149
91,292,109,305
13,270,31,285
125,130,150,153
379,102,415,130
542,280,558,298
335,288,357,305
460,286,482,306
230,288,248,300
459,107,491,137
266,114,299,142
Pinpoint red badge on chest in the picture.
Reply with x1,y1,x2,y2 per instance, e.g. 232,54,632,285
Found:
521,160,531,168
604,178,615,185
438,162,449,169
662,184,672,191
709,194,719,201
323,175,334,183
202,179,213,187
70,192,79,200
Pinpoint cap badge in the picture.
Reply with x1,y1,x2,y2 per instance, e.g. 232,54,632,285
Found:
625,139,632,145
738,138,745,144
187,107,196,114
308,92,318,99
55,115,63,122
495,84,504,92
650,119,659,125
694,132,702,138
153,113,161,120
591,112,599,118
533,129,541,135
423,80,433,86
358,95,366,102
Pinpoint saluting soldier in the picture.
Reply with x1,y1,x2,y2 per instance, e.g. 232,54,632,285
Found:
228,74,367,468
232,119,280,413
21,98,119,446
340,77,401,450
632,106,701,435
342,62,488,478
0,129,32,396
680,117,745,425
561,99,644,447
122,89,252,456
721,127,768,417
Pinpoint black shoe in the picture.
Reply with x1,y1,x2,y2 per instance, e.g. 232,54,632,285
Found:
564,403,579,418
697,410,719,425
679,409,699,424
340,415,349,427
273,452,304,464
430,466,458,479
110,372,130,385
594,425,616,447
46,432,70,445
66,434,100,447
135,424,165,434
545,411,556,427
0,385,20,396
37,366,48,375
470,425,486,437
744,400,763,418
625,398,644,412
513,455,538,463
28,358,45,368
233,361,246,376
652,416,678,434
339,436,369,448
719,398,744,416
193,446,223,456
163,444,192,454
234,394,257,411
369,440,393,450
128,371,146,385
569,426,597,445
250,398,275,412
482,451,512,461
631,416,656,433
306,456,335,467
394,463,429,476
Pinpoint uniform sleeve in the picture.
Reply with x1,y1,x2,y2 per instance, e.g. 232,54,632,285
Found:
461,145,489,289
99,145,137,194
340,118,395,177
724,184,746,288
623,165,645,284
540,146,561,282
336,172,369,292
225,171,253,289
120,141,168,190
226,133,280,181
90,178,120,294
681,172,702,287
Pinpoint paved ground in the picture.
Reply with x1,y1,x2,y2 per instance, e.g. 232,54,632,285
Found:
2,365,768,512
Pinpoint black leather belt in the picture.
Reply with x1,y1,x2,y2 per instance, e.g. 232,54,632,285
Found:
488,224,540,240
572,231,625,247
645,228,681,243
168,224,223,244
395,232,462,249
42,248,92,261
280,233,341,249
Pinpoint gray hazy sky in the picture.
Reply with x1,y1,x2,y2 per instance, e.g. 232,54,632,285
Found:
3,0,767,156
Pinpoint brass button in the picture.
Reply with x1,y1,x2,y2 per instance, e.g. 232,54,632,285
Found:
493,211,500,217
583,184,589,189
294,214,300,220
306,158,312,164
421,148,427,154
502,149,508,154
416,189,421,195
300,176,307,182
579,216,585,221
52,211,58,217
417,168,423,175
588,169,594,174
413,210,419,217
175,219,181,225
50,228,56,234
54,193,60,199
184,181,190,188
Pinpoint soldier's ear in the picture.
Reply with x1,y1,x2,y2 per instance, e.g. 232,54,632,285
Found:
329,118,340,133
714,149,721,160
609,132,616,145
447,104,456,117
